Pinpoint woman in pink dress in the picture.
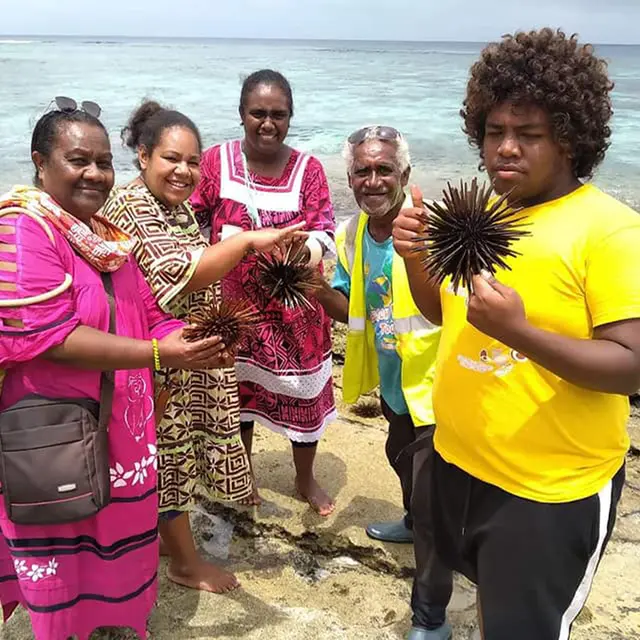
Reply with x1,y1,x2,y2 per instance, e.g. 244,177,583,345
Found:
0,104,224,639
191,70,337,515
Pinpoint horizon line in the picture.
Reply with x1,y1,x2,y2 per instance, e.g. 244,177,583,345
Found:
0,34,638,47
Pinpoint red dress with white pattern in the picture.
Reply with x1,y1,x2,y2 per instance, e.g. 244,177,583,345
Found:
191,141,337,442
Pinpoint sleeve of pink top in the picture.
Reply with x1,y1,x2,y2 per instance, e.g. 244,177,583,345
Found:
0,213,80,367
301,156,337,257
189,147,221,231
132,259,184,340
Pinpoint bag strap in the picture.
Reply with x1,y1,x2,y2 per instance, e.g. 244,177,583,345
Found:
98,272,116,431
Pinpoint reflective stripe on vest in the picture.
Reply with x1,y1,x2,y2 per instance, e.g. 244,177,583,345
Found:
337,206,440,426
343,214,360,273
394,314,437,335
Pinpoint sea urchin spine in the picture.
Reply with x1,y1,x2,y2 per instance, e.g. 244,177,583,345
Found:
184,299,259,351
256,243,319,310
412,178,529,292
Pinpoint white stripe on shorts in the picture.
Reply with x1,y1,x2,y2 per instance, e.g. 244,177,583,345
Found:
558,479,613,640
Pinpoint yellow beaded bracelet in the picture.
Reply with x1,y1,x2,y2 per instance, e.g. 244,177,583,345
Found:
151,338,161,371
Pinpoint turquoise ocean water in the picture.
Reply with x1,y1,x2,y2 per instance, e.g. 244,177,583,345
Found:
0,36,638,216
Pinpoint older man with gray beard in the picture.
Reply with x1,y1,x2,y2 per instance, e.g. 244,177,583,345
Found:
312,126,453,640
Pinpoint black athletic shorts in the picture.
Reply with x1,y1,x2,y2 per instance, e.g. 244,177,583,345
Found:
431,451,625,640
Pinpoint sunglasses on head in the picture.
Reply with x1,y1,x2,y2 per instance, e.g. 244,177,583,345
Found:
47,96,102,119
348,125,402,146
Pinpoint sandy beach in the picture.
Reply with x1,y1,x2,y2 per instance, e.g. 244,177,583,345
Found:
2,312,639,640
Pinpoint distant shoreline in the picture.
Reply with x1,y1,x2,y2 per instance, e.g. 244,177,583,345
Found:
1,35,639,47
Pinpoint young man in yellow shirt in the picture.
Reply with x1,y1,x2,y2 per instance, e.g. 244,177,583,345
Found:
393,28,640,640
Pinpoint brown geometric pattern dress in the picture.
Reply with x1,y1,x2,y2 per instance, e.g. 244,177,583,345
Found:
102,182,252,511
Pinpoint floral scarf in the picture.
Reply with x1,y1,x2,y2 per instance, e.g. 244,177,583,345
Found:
0,185,134,272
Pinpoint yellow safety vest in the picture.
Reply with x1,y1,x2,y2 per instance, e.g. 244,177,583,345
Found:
336,207,441,427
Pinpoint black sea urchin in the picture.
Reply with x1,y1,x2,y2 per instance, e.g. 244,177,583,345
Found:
412,178,528,292
184,299,258,350
256,244,319,310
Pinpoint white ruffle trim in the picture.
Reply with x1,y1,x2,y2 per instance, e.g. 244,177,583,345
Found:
240,409,338,442
235,356,333,400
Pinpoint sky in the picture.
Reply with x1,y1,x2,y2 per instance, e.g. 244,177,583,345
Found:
1,0,639,44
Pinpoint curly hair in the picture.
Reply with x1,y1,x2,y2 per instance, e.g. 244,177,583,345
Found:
461,28,614,179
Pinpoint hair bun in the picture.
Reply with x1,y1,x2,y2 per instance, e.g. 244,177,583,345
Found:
121,99,165,150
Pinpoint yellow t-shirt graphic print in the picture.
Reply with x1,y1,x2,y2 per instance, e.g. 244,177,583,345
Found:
433,184,640,503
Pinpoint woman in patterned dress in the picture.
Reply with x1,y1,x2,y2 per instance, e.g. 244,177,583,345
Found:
102,100,304,593
190,70,337,516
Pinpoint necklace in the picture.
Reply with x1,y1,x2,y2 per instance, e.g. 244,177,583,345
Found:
240,146,263,229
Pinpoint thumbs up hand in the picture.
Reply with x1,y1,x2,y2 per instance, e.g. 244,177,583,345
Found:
392,184,428,260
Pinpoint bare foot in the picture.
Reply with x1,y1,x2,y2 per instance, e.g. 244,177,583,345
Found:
239,474,262,506
296,478,335,516
240,488,262,506
167,559,240,594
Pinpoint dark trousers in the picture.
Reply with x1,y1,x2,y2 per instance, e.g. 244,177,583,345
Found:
382,399,417,529
431,452,625,639
382,399,453,629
